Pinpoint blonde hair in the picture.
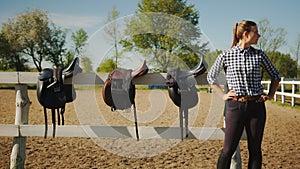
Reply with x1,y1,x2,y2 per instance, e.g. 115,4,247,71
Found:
231,20,257,48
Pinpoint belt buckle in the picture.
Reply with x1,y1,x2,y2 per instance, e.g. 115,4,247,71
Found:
239,97,246,102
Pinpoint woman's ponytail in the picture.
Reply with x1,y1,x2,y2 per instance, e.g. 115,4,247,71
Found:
230,23,239,48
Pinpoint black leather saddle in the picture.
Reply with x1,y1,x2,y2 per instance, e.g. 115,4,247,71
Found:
166,60,206,108
166,59,206,139
37,57,82,138
102,60,149,140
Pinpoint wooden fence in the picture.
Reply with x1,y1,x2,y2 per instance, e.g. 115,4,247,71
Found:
2,72,298,168
0,71,223,169
262,77,300,106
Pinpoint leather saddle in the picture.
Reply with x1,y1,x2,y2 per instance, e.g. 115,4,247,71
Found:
102,60,149,141
166,60,206,108
102,60,149,111
37,57,82,137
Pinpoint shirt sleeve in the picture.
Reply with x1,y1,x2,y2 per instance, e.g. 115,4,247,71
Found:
207,53,224,84
260,51,281,80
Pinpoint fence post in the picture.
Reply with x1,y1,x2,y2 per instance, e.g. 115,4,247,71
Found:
281,77,285,104
10,84,31,169
273,81,277,102
292,84,295,106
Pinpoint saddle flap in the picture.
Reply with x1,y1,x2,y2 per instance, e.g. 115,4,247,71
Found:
111,69,133,110
166,67,198,108
111,70,132,89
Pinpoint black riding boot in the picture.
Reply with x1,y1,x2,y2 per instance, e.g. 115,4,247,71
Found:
248,154,262,169
217,151,231,169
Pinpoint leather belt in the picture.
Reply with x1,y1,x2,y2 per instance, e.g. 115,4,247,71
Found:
232,95,261,102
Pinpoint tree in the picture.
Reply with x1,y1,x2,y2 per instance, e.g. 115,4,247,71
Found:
0,33,29,71
64,50,75,68
258,18,287,52
121,0,209,72
96,59,117,72
292,34,300,68
0,22,29,71
0,8,69,71
44,26,67,68
264,51,297,78
2,9,53,71
104,6,121,68
69,29,91,71
71,28,88,57
81,56,93,72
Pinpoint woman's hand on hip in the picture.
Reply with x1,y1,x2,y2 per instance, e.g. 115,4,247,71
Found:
223,90,236,100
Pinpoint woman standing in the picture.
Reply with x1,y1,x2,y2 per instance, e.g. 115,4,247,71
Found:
207,20,280,169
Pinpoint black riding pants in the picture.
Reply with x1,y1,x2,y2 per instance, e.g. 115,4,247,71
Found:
217,100,266,169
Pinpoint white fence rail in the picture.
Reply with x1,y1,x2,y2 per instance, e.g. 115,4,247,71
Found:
0,71,214,169
1,72,298,168
262,77,300,107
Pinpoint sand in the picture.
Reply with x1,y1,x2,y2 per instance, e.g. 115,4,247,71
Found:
0,89,299,169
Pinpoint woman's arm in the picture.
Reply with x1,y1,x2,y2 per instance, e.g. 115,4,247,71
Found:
267,79,280,99
258,79,280,102
211,83,236,100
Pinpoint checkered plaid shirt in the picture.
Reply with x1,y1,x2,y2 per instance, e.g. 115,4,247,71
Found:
207,45,280,96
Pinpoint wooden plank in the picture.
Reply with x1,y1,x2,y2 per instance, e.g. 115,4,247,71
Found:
18,72,39,84
272,91,300,98
0,124,247,140
0,72,210,85
0,72,18,84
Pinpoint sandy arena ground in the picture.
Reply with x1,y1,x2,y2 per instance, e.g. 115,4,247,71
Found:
0,89,299,169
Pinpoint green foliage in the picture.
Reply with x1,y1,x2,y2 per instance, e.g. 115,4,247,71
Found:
104,6,121,68
81,56,93,72
204,50,222,71
264,51,297,78
1,8,69,71
71,28,88,57
97,59,117,72
121,0,209,72
2,8,52,71
0,22,29,71
63,50,75,68
45,26,67,68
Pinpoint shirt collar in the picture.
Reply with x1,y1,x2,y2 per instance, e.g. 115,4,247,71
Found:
234,45,254,53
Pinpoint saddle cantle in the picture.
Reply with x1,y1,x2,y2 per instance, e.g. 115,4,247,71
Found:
166,60,206,108
37,57,82,138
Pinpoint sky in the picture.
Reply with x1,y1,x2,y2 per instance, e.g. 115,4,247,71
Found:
0,0,299,68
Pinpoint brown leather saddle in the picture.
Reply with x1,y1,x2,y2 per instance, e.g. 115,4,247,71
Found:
37,57,82,138
102,60,149,111
102,60,149,140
